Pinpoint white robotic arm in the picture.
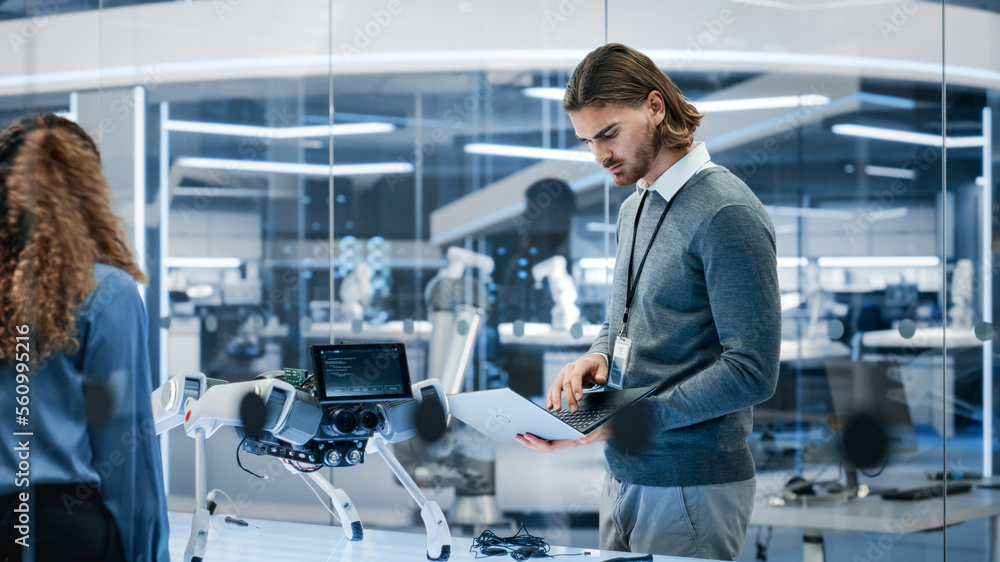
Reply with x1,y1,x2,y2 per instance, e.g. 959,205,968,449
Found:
438,246,495,279
339,262,374,321
426,247,494,394
531,255,580,331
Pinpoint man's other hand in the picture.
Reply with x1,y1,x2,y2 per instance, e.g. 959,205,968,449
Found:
515,424,611,453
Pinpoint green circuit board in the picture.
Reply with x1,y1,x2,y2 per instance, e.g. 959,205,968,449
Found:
282,368,309,387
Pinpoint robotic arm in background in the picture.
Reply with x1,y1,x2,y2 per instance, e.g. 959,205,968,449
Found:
437,246,496,281
425,247,495,395
152,373,452,562
397,247,508,526
530,255,580,331
339,262,374,321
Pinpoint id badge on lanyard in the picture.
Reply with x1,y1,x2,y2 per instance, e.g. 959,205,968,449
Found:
611,185,679,390
607,334,632,390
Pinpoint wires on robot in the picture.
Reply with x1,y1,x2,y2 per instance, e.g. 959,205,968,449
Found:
237,436,266,479
282,458,323,473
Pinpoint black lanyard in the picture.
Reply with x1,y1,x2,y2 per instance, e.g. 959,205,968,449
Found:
622,188,676,337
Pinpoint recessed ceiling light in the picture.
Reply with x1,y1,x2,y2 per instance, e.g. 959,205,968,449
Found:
175,157,413,176
163,120,394,138
832,124,985,148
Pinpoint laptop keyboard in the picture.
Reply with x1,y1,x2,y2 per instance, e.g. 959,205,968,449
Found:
552,405,616,431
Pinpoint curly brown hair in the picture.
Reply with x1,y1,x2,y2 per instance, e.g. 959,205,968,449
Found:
0,114,146,362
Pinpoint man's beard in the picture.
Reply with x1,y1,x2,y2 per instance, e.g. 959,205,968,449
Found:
611,122,660,187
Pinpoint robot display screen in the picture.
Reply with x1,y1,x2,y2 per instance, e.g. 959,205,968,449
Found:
310,343,412,403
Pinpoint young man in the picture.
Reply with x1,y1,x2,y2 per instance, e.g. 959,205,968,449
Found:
515,44,781,560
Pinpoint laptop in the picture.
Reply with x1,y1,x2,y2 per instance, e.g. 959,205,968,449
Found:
447,385,657,443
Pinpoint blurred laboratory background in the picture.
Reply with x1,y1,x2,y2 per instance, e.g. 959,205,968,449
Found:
2,1,999,560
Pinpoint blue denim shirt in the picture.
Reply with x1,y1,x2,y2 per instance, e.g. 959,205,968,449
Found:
1,263,170,561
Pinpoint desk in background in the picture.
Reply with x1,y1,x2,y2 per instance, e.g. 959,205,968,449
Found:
860,327,984,351
167,511,718,562
750,478,1000,562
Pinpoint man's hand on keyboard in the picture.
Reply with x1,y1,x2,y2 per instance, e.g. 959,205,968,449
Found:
515,424,611,453
549,354,609,413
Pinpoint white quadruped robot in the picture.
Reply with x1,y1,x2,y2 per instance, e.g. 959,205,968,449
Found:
152,344,453,562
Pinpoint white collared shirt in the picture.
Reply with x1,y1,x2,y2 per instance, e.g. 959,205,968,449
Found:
636,141,715,200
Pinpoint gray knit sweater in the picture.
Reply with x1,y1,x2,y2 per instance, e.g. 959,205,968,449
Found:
589,166,781,487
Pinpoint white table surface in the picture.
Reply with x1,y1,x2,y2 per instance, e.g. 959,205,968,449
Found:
779,339,850,362
497,322,603,346
497,324,855,365
302,321,434,342
167,510,718,562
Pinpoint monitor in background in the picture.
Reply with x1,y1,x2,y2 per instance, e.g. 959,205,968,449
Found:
824,359,916,452
310,342,412,404
825,359,919,495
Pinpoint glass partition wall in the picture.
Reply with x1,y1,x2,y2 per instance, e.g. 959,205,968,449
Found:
2,1,998,559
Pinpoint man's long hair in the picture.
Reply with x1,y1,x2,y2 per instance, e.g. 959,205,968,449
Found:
563,43,704,150
0,113,145,361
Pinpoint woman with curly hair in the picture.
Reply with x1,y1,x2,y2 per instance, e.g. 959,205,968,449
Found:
0,114,169,561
